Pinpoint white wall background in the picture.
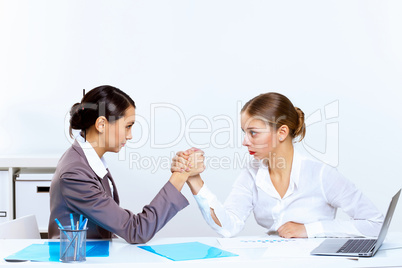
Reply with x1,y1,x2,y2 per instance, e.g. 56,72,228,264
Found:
1,0,401,239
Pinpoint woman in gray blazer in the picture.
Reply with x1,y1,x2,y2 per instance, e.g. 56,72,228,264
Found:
48,85,204,244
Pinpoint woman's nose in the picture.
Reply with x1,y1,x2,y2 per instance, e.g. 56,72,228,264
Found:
242,135,250,146
126,131,132,140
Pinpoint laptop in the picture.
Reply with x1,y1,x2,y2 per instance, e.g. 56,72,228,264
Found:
311,188,400,257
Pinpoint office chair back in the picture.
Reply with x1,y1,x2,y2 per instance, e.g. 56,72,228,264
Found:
0,214,41,239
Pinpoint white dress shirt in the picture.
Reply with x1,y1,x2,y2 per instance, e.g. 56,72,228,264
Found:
76,135,114,196
194,151,384,238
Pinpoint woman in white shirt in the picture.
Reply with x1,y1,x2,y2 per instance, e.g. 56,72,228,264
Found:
172,92,383,238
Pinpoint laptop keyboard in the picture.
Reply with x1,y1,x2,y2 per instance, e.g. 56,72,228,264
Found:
337,239,377,253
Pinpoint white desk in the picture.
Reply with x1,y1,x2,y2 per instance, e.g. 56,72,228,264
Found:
1,234,402,268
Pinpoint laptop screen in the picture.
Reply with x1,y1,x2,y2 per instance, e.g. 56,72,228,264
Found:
372,189,400,254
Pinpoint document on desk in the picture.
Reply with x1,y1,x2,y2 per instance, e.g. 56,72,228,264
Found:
4,241,109,262
217,236,297,249
138,242,238,261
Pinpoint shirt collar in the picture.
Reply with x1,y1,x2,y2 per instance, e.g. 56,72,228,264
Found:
290,149,302,188
254,149,302,199
76,135,108,178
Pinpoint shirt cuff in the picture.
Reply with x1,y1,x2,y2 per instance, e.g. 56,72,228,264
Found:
194,184,213,210
305,221,325,238
196,183,211,199
194,184,221,209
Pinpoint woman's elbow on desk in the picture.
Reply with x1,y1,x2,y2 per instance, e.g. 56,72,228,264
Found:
116,222,157,244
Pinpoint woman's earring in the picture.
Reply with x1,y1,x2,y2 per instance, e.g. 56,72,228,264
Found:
279,137,283,141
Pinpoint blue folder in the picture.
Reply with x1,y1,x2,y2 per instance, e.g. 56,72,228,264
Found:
138,242,238,261
4,241,109,262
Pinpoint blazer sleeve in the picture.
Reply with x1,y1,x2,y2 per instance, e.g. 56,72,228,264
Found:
60,168,189,244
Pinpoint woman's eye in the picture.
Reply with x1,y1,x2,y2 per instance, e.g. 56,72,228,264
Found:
250,130,256,136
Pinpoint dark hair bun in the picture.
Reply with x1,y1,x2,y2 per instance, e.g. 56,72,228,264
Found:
69,102,84,131
69,102,99,138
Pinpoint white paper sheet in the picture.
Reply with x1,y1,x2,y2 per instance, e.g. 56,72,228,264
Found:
217,236,299,249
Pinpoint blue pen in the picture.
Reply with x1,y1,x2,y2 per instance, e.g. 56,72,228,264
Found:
55,218,72,241
70,213,75,230
55,218,65,230
79,214,83,228
79,218,88,230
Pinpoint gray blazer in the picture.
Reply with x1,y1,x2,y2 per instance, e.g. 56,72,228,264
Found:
48,141,189,243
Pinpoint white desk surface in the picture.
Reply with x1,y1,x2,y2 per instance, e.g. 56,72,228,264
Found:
1,234,402,268
0,156,59,169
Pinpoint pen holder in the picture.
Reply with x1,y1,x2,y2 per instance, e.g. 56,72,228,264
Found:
59,226,88,263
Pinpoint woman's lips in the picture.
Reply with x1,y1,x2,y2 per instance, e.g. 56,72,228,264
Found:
249,151,256,155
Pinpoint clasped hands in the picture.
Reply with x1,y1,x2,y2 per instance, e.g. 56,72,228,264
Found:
171,147,205,177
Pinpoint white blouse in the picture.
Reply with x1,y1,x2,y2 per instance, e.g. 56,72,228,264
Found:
193,151,384,238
